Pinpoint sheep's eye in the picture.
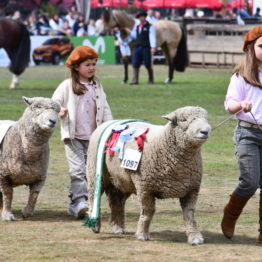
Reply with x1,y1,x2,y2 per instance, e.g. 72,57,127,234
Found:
179,119,187,122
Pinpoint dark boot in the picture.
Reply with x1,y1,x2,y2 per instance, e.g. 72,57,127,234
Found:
258,200,262,243
130,67,139,85
147,68,154,84
221,193,248,239
122,59,129,84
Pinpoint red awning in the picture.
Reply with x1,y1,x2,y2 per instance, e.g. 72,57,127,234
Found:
227,0,252,9
133,0,148,9
144,0,187,9
141,0,165,9
111,0,128,8
186,0,223,9
133,0,223,10
91,0,128,8
138,0,187,9
91,0,252,10
164,0,188,8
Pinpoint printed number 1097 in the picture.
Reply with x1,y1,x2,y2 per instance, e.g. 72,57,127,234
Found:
121,148,142,171
122,159,138,170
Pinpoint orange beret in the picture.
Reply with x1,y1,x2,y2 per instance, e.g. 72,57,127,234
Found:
243,26,262,52
66,45,98,67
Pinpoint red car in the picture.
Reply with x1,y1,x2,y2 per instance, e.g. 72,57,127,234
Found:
33,37,73,65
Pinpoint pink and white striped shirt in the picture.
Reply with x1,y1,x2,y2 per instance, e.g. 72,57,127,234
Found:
225,71,262,124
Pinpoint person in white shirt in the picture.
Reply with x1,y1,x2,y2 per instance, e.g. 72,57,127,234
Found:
49,13,63,34
65,9,77,28
146,9,158,23
115,27,133,83
87,19,97,36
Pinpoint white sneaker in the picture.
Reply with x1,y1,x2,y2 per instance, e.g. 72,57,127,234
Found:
68,203,77,217
76,201,89,219
68,201,88,219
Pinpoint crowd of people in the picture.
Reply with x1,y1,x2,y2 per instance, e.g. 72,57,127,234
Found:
3,6,98,37
2,6,166,38
2,5,262,38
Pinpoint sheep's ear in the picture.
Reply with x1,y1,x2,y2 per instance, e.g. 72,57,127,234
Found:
162,112,177,125
22,96,33,106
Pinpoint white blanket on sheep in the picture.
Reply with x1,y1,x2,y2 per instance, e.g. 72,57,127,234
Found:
0,120,16,144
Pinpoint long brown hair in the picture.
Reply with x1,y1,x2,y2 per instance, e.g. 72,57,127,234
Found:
69,64,96,95
233,41,262,89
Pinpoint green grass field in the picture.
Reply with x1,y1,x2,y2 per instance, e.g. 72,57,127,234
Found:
0,65,261,262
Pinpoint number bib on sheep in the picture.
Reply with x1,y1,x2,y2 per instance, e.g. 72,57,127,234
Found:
105,123,149,170
121,148,142,170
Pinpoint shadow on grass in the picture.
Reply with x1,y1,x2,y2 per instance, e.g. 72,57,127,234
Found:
201,230,258,245
80,229,258,246
10,209,259,245
12,209,79,222
150,230,258,245
96,231,135,241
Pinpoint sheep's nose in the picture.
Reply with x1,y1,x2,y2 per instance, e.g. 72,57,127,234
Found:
200,130,209,136
49,119,57,126
200,124,211,134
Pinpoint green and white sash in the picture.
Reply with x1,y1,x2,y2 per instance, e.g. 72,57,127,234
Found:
84,119,143,228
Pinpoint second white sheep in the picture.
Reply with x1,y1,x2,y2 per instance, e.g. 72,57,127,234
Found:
87,106,211,245
0,97,60,221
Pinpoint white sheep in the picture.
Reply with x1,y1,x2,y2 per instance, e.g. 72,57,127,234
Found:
86,106,211,245
0,97,60,221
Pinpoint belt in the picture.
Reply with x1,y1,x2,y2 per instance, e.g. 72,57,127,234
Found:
239,120,262,130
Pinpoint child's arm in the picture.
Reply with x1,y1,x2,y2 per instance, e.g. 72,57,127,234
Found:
227,100,252,114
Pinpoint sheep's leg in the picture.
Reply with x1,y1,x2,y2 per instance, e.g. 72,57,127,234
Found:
106,186,131,234
179,191,204,245
9,74,19,89
0,179,15,221
136,194,155,241
22,181,44,219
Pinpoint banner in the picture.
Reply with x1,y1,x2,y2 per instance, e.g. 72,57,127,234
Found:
0,35,116,67
69,36,116,65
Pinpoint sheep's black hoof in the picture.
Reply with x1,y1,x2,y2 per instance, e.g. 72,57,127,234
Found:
92,220,101,233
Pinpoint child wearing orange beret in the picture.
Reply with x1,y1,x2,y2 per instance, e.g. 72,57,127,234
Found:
222,26,262,242
52,45,113,219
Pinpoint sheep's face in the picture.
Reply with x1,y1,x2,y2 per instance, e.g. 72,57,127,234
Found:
23,96,60,132
163,106,211,147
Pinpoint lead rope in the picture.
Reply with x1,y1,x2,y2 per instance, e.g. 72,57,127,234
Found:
212,109,262,132
212,109,242,131
250,111,262,131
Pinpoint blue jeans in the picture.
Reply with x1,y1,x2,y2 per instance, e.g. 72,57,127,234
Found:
132,46,152,69
233,124,262,199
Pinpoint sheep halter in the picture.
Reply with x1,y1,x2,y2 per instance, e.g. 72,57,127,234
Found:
84,119,144,228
